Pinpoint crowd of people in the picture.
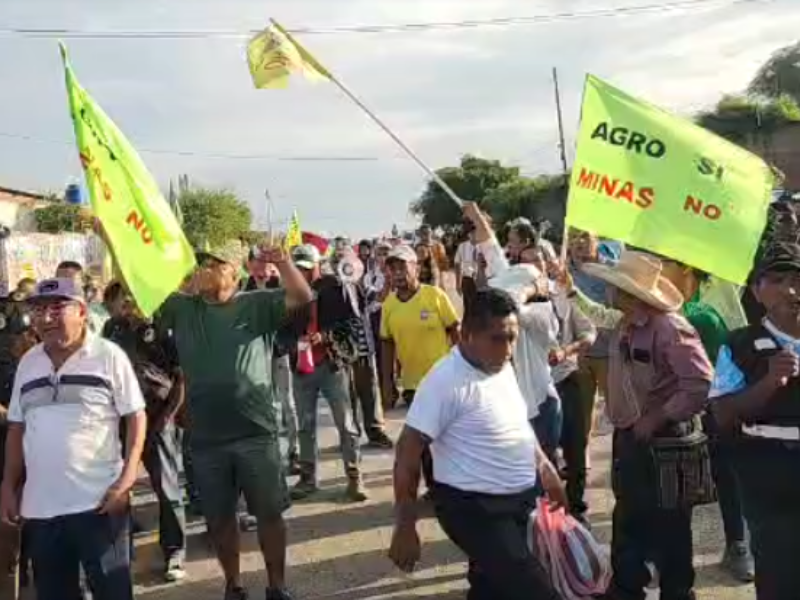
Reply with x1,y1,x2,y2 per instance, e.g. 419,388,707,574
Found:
0,198,796,600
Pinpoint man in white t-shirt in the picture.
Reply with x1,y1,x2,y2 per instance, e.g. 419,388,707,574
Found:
389,287,567,600
0,278,147,600
455,230,481,304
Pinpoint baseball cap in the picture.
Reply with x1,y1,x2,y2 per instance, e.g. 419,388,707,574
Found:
292,244,321,270
386,245,417,264
756,243,800,280
196,240,246,267
30,278,86,304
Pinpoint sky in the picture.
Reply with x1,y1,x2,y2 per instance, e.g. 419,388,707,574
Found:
0,0,798,238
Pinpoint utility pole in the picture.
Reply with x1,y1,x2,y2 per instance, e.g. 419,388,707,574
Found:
552,67,569,176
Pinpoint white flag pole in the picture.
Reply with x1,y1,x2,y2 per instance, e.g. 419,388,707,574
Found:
328,76,463,208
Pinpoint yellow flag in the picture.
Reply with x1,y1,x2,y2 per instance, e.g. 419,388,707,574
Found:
284,211,302,251
247,20,331,89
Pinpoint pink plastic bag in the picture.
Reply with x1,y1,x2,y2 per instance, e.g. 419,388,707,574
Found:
529,498,611,600
297,342,315,374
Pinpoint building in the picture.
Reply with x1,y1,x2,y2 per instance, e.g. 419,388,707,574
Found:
0,186,51,232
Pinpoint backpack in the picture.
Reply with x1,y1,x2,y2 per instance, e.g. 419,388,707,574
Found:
529,498,611,599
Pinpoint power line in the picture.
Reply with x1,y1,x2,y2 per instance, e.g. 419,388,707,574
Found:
0,131,560,164
0,0,766,40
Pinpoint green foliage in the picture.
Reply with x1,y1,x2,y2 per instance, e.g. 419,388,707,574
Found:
410,155,521,228
178,187,252,248
749,41,800,103
696,93,800,144
34,196,93,233
410,154,566,233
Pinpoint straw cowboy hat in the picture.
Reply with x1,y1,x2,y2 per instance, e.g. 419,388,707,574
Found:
581,251,683,312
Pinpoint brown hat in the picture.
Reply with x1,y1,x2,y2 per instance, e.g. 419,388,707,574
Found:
581,251,683,312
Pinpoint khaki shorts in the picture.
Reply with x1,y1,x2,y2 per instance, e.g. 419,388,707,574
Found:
192,436,290,525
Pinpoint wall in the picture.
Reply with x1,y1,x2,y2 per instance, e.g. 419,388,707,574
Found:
0,188,47,232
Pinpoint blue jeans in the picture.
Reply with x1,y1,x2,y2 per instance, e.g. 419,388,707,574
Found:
26,510,133,600
294,361,361,480
532,395,562,465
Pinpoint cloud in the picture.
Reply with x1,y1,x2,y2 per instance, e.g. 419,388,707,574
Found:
0,0,798,235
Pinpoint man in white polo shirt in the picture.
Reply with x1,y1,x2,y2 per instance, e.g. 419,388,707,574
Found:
389,287,567,600
0,278,147,600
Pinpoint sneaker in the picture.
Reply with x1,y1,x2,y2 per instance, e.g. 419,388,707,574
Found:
290,477,319,500
287,453,302,476
345,477,369,502
164,557,187,583
224,583,249,600
366,431,394,450
265,588,295,600
721,542,755,583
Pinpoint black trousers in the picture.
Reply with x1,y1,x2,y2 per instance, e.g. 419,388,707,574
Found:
557,372,591,516
734,437,800,600
433,483,561,600
609,430,695,600
349,356,386,440
403,390,434,490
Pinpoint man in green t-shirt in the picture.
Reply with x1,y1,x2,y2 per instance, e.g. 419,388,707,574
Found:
159,240,312,600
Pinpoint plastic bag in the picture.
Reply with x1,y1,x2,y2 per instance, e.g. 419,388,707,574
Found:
529,498,611,600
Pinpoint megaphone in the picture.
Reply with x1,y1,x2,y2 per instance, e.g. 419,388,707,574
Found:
336,252,364,284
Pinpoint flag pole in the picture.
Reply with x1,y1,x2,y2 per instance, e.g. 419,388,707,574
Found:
552,67,571,263
327,76,464,208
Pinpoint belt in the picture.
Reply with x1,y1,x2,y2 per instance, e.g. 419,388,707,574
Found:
742,424,800,442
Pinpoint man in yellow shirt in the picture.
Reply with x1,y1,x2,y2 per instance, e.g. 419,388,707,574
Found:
380,245,460,492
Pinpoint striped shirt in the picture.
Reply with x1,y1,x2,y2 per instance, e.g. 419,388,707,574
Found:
8,334,145,519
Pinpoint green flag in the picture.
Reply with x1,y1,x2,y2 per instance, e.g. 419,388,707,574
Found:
566,75,774,284
60,44,195,315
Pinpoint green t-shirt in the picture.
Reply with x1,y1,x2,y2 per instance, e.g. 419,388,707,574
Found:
159,289,286,447
682,292,728,364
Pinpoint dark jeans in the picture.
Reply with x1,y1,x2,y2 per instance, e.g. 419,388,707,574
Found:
350,356,386,440
26,510,133,600
532,395,562,466
403,390,434,490
702,413,746,545
182,426,201,506
609,429,695,600
558,373,591,516
734,437,800,600
433,483,561,600
142,422,186,563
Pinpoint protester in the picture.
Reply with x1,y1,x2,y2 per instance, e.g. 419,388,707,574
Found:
102,286,188,583
243,247,301,474
710,243,800,600
363,241,397,408
389,287,567,600
0,278,147,600
574,251,713,600
414,242,441,287
380,245,460,493
157,239,312,600
505,218,545,268
567,230,622,452
469,205,563,463
288,244,369,502
55,260,110,334
417,224,449,272
357,239,375,273
454,227,481,309
658,258,754,582
549,290,597,522
0,297,37,596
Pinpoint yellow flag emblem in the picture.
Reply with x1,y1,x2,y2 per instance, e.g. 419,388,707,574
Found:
247,20,331,89
284,211,303,251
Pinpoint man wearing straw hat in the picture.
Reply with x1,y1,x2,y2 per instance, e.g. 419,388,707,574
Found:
579,251,714,600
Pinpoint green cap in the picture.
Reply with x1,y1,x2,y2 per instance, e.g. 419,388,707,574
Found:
196,239,246,267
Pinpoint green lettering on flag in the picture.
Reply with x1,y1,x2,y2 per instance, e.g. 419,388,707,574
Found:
59,44,195,315
566,74,774,284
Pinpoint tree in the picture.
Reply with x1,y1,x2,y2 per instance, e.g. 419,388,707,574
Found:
410,155,568,235
34,196,93,233
178,187,252,248
410,155,521,228
749,41,800,103
696,94,800,145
